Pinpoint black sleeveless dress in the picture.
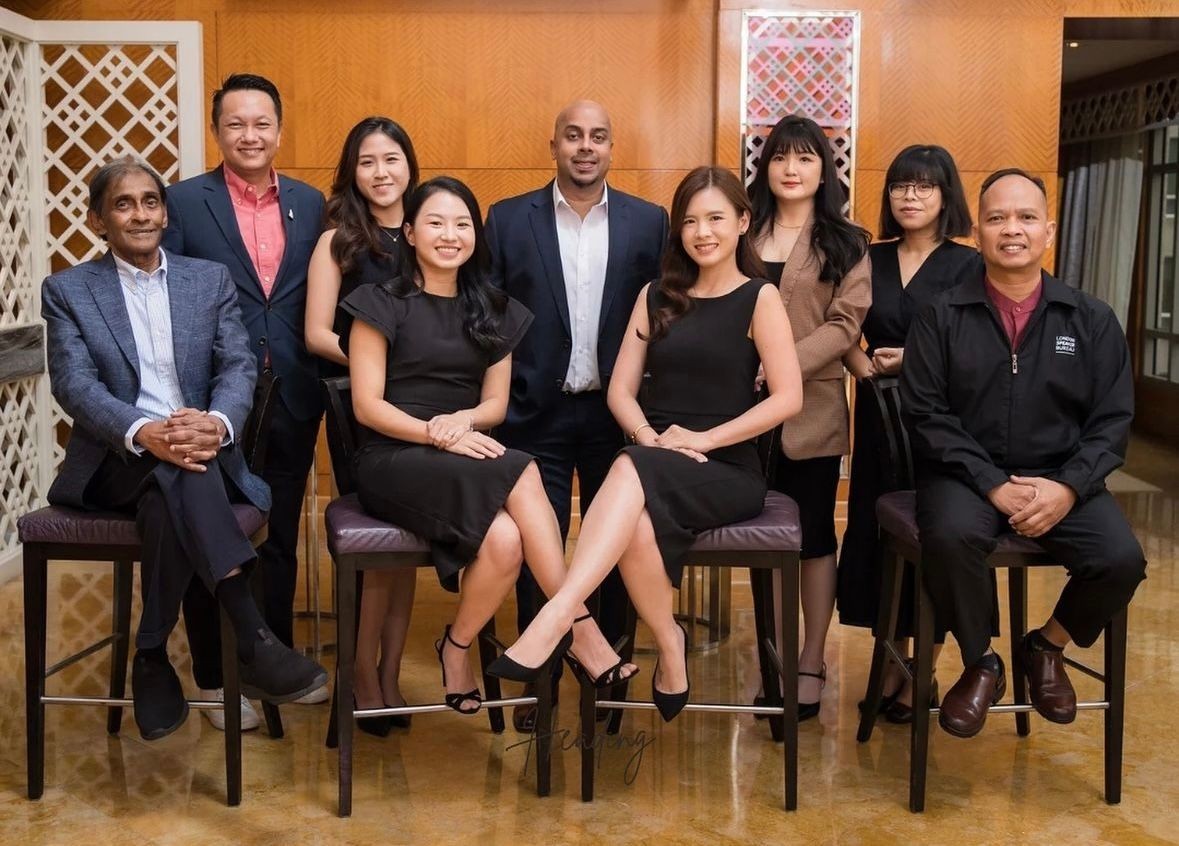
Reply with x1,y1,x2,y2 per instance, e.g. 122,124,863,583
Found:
339,282,534,590
322,226,406,379
621,279,772,587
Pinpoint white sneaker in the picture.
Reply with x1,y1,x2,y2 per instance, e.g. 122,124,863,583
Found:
290,681,330,705
199,687,261,731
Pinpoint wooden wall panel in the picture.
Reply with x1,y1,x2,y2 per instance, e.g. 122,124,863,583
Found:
8,0,715,214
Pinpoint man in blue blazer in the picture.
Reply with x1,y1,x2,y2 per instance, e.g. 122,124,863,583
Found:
41,158,326,740
485,100,668,730
162,74,327,722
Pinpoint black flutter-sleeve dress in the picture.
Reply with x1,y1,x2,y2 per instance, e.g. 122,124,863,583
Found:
339,282,534,591
620,279,773,588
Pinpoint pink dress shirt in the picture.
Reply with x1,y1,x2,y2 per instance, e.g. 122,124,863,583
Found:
224,166,286,298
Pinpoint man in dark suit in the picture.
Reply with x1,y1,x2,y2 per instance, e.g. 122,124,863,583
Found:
41,157,326,740
484,100,668,730
162,73,327,725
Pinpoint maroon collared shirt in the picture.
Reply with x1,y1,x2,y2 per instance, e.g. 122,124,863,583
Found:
985,277,1043,349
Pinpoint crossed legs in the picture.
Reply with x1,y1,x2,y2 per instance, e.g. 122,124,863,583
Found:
439,462,635,711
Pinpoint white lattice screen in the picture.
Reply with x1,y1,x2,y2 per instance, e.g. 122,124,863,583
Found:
740,11,860,210
0,8,203,573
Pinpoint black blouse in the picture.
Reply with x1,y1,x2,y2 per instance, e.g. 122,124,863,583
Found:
861,239,979,353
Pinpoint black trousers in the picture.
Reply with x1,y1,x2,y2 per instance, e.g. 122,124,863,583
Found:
184,400,320,688
916,473,1146,667
84,452,256,650
503,391,628,652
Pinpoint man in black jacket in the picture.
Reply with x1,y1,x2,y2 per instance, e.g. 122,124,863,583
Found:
901,168,1145,739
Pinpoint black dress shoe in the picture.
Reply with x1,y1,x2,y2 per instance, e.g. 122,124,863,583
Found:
355,697,394,738
238,628,329,704
131,650,189,741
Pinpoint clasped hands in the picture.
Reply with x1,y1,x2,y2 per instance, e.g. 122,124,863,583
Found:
634,424,712,463
135,409,227,472
987,476,1077,538
426,413,505,460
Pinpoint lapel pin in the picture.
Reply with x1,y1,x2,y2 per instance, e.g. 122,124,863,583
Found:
288,208,295,220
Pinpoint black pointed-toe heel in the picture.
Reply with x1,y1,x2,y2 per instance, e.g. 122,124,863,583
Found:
487,629,573,683
355,697,394,738
564,613,640,689
434,625,483,715
652,623,690,723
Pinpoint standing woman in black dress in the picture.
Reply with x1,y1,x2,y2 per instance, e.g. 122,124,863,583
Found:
748,115,872,720
489,167,803,722
342,177,636,715
306,117,420,730
838,144,976,722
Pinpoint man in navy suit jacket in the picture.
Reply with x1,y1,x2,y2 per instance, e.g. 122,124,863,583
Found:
42,158,325,740
485,100,668,730
162,74,327,722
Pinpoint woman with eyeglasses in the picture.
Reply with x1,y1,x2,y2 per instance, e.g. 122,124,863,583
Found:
747,115,871,721
838,144,976,723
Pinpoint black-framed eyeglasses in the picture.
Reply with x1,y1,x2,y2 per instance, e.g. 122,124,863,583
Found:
888,181,937,199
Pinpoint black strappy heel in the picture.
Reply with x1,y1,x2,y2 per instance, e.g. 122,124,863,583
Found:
798,662,827,722
434,625,482,715
564,613,640,689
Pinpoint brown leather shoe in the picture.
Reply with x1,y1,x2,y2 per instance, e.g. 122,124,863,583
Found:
1017,633,1077,724
938,655,1006,738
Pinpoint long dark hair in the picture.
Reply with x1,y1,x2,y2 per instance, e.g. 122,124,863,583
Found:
878,144,972,240
388,176,508,351
325,117,420,275
645,166,765,342
748,114,869,284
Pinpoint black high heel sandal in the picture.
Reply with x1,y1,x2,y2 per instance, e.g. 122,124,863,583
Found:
486,628,573,683
564,613,640,689
798,662,827,722
652,623,690,723
434,625,483,715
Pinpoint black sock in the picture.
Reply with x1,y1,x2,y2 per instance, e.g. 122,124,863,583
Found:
975,652,1002,674
215,572,267,663
1028,628,1064,652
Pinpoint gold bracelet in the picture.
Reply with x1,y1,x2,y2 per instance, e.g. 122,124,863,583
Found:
631,423,654,443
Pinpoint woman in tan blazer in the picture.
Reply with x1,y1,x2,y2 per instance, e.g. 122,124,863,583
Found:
748,115,871,720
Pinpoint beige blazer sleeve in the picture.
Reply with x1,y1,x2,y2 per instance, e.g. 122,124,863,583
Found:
794,251,872,380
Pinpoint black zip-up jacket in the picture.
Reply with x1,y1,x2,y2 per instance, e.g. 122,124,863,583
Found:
900,271,1133,502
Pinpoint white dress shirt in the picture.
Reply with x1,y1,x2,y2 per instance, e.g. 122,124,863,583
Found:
553,181,610,392
116,250,233,453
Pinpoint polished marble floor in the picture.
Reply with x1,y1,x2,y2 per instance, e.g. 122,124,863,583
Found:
1,438,1177,845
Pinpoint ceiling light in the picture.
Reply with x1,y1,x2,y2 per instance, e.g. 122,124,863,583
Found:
1068,41,1080,48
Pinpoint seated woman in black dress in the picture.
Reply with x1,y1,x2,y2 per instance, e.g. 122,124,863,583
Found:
838,144,977,722
342,176,636,715
489,167,803,721
307,117,419,732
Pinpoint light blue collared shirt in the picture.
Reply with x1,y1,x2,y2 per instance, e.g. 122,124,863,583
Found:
116,249,233,453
